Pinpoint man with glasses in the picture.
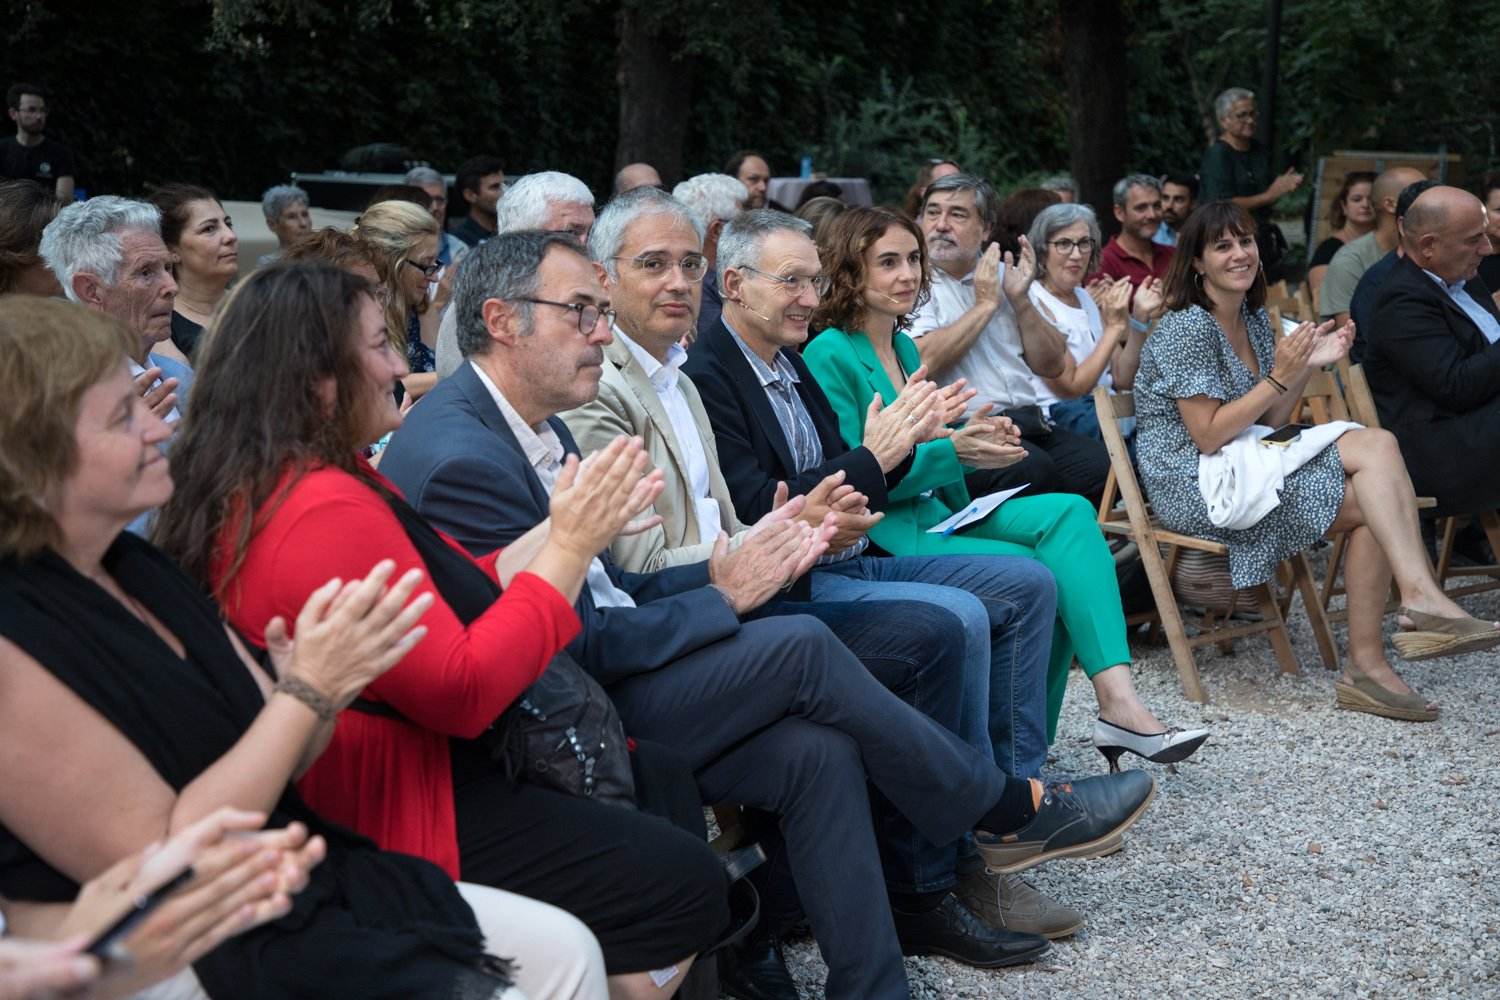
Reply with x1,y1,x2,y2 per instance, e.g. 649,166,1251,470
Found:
2,83,75,203
1200,87,1303,280
435,170,598,378
380,224,1156,1000
905,172,1110,501
1095,174,1174,289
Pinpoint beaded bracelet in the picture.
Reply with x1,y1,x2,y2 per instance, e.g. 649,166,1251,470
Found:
273,676,336,721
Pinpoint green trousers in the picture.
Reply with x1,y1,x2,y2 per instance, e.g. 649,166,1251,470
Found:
900,492,1132,742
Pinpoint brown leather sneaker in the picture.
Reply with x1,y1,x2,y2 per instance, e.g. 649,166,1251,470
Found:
956,869,1084,940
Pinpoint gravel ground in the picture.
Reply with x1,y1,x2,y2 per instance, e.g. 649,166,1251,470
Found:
755,581,1500,999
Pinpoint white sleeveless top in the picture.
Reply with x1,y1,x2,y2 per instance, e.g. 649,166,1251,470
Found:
1027,281,1111,411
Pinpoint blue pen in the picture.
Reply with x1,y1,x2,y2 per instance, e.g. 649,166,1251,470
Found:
942,504,980,536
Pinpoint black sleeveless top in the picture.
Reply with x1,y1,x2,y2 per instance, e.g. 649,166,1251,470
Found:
0,533,511,999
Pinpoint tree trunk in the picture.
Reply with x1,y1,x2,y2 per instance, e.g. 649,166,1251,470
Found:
614,5,693,184
1061,1,1129,235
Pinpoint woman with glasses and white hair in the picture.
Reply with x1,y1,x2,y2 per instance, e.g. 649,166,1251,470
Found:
353,199,447,401
1199,87,1303,281
1024,202,1162,442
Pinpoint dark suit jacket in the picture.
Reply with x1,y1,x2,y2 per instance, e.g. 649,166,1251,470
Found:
682,319,912,525
378,361,741,686
1364,255,1500,513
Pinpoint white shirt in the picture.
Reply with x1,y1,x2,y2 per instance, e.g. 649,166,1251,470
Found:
1027,282,1111,410
909,262,1038,417
1420,268,1500,345
470,361,636,609
615,328,723,545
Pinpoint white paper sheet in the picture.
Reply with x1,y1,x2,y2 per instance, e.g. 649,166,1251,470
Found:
926,484,1030,536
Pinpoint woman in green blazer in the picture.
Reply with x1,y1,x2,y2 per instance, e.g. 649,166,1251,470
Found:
804,206,1206,768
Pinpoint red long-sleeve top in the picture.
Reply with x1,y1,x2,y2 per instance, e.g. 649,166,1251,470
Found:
213,461,580,877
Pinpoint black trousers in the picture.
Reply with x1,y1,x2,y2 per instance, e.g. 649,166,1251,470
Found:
451,738,729,974
605,613,1017,1000
965,424,1111,502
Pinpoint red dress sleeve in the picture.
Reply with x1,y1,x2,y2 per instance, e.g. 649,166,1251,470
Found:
237,469,580,740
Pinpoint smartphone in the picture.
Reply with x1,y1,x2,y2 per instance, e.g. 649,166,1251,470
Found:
85,866,195,960
1260,423,1310,448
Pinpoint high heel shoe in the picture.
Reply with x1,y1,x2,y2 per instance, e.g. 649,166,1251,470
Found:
1092,718,1210,773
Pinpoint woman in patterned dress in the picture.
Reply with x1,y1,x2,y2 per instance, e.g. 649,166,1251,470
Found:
1134,201,1500,721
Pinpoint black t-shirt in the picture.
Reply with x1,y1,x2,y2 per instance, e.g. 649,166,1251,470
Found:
448,216,494,248
1478,254,1500,298
0,136,75,187
1310,236,1344,268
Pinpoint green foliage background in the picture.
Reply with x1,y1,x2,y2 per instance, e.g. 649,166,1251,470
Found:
6,0,1497,202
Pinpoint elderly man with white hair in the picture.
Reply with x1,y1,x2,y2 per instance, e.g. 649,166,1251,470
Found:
40,196,190,414
435,171,597,377
403,165,468,267
257,184,310,266
40,196,190,533
672,172,746,341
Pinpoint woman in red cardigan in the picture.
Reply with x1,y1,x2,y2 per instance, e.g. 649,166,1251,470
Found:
156,263,726,999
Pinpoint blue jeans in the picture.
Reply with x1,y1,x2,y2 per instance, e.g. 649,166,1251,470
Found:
811,554,1055,778
1049,394,1136,460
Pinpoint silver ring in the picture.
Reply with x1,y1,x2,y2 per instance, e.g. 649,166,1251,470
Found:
905,415,917,425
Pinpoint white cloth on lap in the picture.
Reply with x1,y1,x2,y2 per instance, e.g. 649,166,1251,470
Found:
1198,421,1361,531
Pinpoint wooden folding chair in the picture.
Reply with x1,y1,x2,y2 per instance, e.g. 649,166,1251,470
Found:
1092,387,1312,702
1344,364,1500,599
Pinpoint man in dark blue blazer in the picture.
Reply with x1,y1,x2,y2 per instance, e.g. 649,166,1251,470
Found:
378,231,1153,1000
1366,185,1500,516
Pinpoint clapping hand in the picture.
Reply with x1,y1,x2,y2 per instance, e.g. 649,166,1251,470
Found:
932,376,978,428
972,243,1003,306
1268,167,1304,200
709,490,834,613
950,404,1028,469
797,471,883,553
863,373,947,470
1001,236,1037,301
132,366,180,423
1101,276,1133,332
549,436,665,558
1132,277,1165,325
268,560,434,713
1306,318,1353,367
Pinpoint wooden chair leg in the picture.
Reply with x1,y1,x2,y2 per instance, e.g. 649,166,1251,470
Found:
1289,553,1340,671
1139,533,1207,702
1436,516,1458,582
1481,511,1500,559
1254,582,1301,675
1322,532,1349,611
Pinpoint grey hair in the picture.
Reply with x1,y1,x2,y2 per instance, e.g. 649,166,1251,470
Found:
403,166,445,188
672,173,748,230
921,173,999,233
494,172,595,234
1028,202,1103,275
1039,173,1077,196
260,184,309,224
1112,173,1163,208
39,196,161,301
588,187,706,280
716,209,811,287
453,230,588,358
1214,87,1255,122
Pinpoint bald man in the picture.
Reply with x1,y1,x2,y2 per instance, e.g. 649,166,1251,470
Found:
1320,166,1428,323
613,162,662,194
1365,185,1500,516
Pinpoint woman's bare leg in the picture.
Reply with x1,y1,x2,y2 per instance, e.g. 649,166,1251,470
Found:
1333,429,1488,623
1090,664,1165,733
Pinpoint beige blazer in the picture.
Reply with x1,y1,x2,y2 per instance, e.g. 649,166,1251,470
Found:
560,336,749,573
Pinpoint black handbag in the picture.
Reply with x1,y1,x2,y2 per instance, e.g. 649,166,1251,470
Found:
376,486,637,807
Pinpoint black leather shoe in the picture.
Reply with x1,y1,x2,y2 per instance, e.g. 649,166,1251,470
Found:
975,770,1155,873
718,931,800,1000
892,893,1050,968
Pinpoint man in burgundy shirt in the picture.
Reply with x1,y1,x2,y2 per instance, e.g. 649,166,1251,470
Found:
1092,174,1174,287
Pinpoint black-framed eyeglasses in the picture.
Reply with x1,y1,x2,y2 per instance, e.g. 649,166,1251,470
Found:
405,258,442,279
1048,237,1096,256
1231,110,1258,121
611,253,709,283
516,297,616,334
741,266,831,297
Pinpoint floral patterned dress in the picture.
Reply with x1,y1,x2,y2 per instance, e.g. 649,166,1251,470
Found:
1134,303,1345,587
